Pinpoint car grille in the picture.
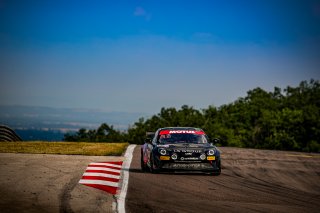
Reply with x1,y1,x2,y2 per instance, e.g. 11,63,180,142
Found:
162,162,214,170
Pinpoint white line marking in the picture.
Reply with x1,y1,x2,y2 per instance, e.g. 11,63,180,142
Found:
79,179,119,187
117,144,136,213
89,162,122,168
82,172,120,179
112,202,117,212
86,167,121,173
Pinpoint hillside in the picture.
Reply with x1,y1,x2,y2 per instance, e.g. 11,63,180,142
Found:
0,105,147,141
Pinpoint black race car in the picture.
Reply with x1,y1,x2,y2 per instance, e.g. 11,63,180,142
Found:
141,127,221,175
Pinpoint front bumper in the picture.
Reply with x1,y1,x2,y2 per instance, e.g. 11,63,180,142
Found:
155,156,220,173
161,161,219,171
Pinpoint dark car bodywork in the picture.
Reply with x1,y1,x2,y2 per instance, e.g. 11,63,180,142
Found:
141,127,221,175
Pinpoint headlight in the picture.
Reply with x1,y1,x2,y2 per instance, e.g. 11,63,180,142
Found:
159,149,167,155
200,154,206,160
207,150,215,155
171,153,178,160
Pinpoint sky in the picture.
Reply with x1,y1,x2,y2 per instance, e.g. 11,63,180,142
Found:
1,0,320,114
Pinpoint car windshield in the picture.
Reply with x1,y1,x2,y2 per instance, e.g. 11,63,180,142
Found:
158,133,208,144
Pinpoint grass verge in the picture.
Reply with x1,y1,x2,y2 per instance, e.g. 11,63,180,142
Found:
0,142,129,156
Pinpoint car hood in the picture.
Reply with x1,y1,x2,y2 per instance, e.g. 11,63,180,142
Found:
157,143,214,150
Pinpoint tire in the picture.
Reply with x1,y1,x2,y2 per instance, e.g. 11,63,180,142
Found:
214,160,221,176
141,150,147,172
214,170,221,176
209,160,221,176
150,153,158,174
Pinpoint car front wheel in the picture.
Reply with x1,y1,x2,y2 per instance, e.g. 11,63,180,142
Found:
141,150,147,172
213,160,221,176
150,153,158,173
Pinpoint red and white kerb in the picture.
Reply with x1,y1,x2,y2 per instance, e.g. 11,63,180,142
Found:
79,161,123,195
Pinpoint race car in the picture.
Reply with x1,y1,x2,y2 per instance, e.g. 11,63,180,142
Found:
141,127,221,175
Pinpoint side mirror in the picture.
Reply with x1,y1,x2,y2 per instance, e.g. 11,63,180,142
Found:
212,138,220,144
145,138,152,144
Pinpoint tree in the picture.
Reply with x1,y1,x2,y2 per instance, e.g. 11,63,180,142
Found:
66,79,320,152
64,123,126,142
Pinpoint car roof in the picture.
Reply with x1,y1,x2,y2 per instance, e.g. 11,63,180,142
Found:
158,127,204,132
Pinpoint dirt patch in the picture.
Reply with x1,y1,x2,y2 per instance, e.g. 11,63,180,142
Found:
0,153,124,213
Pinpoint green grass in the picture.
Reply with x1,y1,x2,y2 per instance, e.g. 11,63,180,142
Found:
0,142,129,156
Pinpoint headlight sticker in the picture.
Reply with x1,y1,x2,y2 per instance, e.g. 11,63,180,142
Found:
160,156,170,160
207,156,215,160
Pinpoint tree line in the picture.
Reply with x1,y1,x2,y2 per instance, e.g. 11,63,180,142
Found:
64,79,320,152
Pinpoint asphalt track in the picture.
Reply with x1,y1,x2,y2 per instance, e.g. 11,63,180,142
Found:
0,147,319,213
125,146,320,213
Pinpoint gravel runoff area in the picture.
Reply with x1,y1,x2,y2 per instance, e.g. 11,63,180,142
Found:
0,153,124,213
